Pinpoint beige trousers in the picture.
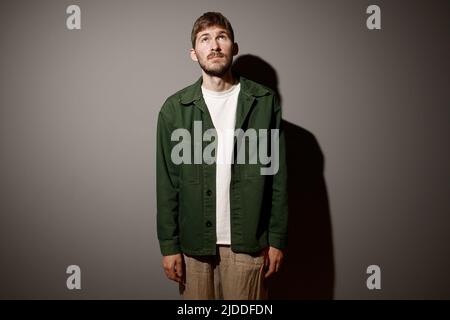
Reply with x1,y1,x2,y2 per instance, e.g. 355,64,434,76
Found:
179,245,268,300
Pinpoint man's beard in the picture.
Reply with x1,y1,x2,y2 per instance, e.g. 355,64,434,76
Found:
198,52,233,77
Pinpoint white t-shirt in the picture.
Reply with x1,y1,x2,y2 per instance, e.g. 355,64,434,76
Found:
201,82,241,245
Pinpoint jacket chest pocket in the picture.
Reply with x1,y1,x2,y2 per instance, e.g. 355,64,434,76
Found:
181,164,200,185
244,163,261,179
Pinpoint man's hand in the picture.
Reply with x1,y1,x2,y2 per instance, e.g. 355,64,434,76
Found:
162,253,184,283
264,246,284,278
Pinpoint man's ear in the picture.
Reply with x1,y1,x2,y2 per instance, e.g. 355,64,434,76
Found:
190,48,198,62
232,43,239,56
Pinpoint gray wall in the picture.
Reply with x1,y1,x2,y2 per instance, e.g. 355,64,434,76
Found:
0,0,449,299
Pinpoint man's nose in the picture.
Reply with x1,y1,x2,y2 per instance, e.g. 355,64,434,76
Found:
211,39,221,51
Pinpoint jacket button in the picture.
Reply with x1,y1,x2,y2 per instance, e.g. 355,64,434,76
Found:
206,190,212,196
205,221,212,227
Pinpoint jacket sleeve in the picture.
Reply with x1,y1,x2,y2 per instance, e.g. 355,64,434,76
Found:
156,109,181,256
268,95,289,250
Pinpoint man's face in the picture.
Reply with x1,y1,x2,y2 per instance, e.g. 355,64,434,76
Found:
190,26,237,77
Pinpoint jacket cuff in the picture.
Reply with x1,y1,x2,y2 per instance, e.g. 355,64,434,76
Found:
268,232,288,250
159,239,182,256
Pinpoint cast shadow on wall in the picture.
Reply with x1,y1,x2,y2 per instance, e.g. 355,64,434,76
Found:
232,55,335,299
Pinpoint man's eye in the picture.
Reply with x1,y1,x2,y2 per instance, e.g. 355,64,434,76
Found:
201,38,208,42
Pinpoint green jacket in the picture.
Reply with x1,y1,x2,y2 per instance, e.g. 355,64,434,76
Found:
156,75,288,256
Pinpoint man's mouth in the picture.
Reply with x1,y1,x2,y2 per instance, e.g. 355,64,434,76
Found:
208,54,225,60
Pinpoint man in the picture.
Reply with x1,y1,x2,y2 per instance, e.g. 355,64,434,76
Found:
156,12,288,300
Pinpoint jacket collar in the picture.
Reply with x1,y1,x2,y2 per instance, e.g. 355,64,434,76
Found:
179,73,269,105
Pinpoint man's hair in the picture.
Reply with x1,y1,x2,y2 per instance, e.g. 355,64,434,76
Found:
191,12,234,48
